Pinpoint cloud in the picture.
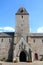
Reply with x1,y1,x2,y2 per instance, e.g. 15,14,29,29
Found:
37,27,43,33
0,31,3,32
0,27,15,32
4,27,14,31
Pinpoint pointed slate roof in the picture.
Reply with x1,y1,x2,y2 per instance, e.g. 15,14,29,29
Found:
16,7,29,15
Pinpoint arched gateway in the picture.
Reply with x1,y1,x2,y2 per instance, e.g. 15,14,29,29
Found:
19,51,26,62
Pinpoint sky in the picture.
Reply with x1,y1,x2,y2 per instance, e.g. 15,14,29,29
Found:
0,0,43,33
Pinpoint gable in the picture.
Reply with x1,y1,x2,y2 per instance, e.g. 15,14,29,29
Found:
14,37,32,57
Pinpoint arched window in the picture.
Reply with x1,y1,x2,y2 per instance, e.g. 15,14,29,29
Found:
20,9,23,13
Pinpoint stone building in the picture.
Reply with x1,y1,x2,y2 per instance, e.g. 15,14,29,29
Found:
0,7,43,62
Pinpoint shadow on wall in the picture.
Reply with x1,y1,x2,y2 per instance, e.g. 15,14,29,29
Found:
6,38,14,62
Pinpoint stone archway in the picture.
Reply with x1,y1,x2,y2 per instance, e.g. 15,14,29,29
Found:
19,51,26,62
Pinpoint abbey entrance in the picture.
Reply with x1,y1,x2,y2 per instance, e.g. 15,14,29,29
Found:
19,51,26,62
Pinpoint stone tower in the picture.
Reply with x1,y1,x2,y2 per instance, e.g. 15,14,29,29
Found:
15,7,29,43
13,7,33,62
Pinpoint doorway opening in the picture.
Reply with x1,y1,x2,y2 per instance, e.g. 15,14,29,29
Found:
35,53,38,60
19,51,26,62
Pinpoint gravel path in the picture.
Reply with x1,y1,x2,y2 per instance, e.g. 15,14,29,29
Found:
0,61,43,65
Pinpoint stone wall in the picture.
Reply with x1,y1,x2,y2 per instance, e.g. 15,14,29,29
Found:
0,37,13,61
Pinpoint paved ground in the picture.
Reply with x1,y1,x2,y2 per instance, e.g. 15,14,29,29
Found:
0,61,43,65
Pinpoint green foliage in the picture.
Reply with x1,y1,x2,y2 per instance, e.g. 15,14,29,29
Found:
40,55,43,61
1,58,6,61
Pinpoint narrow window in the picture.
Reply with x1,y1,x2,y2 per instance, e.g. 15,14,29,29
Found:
1,38,3,42
33,39,35,43
26,36,28,43
21,16,23,18
9,38,12,42
42,39,43,43
9,39,10,42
